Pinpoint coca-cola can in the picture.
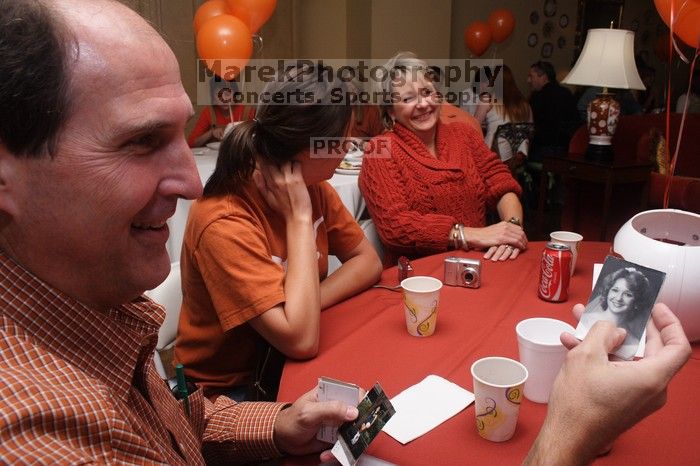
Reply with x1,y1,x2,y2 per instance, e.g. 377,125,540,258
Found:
538,242,572,302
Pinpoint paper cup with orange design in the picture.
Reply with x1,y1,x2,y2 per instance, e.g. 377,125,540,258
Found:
470,357,529,442
400,276,442,337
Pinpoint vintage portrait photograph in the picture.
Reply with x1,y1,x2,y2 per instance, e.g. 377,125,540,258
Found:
574,256,666,360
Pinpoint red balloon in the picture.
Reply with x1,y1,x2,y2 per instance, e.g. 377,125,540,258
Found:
193,0,230,34
654,0,700,48
464,21,493,57
196,14,252,79
225,0,277,33
488,9,515,44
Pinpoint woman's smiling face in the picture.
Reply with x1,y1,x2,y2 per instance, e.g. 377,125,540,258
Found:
607,277,635,314
389,71,441,140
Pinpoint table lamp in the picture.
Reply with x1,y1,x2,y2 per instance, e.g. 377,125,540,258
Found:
562,28,645,163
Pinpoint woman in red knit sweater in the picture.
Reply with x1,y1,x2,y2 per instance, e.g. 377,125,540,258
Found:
359,52,527,262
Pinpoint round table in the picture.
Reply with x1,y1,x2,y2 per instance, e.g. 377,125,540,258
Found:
278,242,700,465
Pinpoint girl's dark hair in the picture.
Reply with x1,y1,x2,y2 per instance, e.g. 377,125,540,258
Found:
203,64,353,197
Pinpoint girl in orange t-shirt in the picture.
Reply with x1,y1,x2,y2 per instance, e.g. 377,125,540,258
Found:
176,65,383,401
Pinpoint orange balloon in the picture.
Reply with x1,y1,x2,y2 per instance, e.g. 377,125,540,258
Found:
196,15,252,79
193,0,230,34
464,21,493,57
488,9,515,44
654,0,700,48
225,0,277,33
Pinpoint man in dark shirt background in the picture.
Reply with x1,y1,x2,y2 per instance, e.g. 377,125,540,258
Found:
528,61,581,161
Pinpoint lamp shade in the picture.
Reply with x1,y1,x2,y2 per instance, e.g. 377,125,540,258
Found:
562,29,645,90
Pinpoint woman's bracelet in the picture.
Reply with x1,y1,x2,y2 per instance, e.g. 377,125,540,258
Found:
450,223,469,251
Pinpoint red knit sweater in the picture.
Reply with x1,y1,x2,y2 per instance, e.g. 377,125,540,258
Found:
358,122,521,259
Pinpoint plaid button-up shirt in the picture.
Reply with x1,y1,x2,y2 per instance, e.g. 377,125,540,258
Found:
0,252,286,464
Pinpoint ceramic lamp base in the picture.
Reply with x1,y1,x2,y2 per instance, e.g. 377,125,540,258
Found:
586,92,620,163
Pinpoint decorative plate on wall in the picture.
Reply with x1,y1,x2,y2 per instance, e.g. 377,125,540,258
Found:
543,20,554,38
544,0,557,18
528,33,539,47
541,42,553,58
559,14,569,28
530,11,540,25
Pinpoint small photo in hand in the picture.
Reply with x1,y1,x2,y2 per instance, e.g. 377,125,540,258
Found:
574,256,665,360
336,383,395,463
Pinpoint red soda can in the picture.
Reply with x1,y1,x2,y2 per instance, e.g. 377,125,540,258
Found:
538,242,572,302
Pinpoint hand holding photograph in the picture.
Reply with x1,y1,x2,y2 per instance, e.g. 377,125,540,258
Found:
332,383,395,466
574,256,666,360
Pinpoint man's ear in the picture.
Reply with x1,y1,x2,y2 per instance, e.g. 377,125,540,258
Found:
0,143,21,218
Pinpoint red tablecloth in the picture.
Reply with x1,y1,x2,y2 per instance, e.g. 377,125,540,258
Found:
278,242,700,465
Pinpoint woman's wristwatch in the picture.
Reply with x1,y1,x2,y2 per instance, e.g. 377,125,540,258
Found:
449,223,469,251
508,217,522,227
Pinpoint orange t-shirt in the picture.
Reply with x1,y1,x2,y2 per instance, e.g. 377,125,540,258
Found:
175,181,365,391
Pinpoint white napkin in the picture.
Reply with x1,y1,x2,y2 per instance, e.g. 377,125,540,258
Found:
382,375,474,444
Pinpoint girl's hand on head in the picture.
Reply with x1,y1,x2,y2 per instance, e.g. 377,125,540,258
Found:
253,160,312,224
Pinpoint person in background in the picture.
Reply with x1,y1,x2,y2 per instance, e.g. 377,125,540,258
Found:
359,52,527,264
187,78,253,148
474,64,533,168
527,61,581,160
635,65,661,113
0,2,691,464
348,76,482,143
675,69,700,114
175,64,383,402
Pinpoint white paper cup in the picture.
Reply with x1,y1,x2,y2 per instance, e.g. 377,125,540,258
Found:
470,357,528,442
400,276,442,337
550,231,583,276
516,318,574,404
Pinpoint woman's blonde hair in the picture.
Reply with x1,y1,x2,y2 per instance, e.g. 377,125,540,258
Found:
375,51,440,130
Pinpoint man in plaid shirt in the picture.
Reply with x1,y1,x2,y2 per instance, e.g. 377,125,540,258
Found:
0,0,691,465
0,1,359,464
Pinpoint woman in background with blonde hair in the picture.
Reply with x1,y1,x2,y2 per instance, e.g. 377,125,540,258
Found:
359,52,526,263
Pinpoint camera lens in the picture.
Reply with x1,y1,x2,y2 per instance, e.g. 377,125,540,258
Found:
462,269,474,284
